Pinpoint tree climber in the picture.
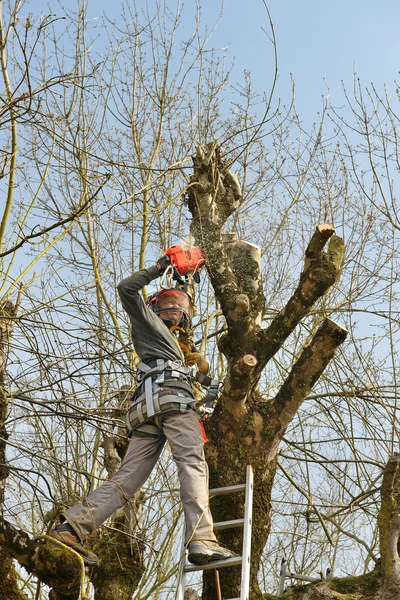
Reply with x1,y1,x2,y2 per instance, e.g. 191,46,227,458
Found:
50,255,235,567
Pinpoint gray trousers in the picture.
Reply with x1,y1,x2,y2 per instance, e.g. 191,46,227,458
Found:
62,409,217,544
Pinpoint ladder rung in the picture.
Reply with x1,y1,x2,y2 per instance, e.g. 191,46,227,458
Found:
184,556,242,572
213,518,244,530
209,483,246,497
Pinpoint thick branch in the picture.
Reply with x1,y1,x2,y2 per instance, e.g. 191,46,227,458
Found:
303,223,335,269
258,227,344,368
223,234,264,325
0,520,82,599
273,318,348,433
187,143,253,335
376,454,400,596
0,520,36,570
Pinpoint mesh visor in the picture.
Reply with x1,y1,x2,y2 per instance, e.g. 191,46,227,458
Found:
154,289,191,325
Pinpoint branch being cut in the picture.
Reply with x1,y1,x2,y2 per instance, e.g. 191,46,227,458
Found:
273,318,348,434
187,143,254,335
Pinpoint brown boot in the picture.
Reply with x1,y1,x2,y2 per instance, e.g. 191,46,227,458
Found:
49,523,99,566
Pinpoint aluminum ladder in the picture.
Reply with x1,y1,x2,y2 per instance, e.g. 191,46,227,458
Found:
176,464,254,600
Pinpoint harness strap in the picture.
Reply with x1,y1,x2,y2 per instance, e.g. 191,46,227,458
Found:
126,392,196,434
127,358,220,436
133,421,163,437
196,379,220,407
195,371,213,387
145,376,155,418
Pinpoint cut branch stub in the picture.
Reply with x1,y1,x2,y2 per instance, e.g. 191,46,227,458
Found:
223,235,264,325
222,354,258,409
234,354,258,375
376,454,400,597
304,223,335,271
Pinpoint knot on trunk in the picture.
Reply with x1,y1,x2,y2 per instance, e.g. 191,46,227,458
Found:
227,293,250,321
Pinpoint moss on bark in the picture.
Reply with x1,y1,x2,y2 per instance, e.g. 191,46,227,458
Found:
0,548,29,600
263,566,382,599
90,527,145,600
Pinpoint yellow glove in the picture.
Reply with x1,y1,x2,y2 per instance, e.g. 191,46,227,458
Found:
184,351,209,374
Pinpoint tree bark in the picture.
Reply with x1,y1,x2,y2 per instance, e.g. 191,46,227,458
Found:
374,454,400,599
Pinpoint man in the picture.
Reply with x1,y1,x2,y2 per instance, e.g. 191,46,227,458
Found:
50,257,234,567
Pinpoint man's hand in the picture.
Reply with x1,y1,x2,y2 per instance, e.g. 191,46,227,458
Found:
184,351,209,374
157,254,171,275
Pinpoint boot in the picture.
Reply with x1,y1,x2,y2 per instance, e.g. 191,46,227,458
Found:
187,540,237,565
49,522,99,566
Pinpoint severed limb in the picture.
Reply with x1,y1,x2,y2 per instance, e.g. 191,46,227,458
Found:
272,318,348,434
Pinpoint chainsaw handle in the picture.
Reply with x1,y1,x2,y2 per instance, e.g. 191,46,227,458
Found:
157,254,171,275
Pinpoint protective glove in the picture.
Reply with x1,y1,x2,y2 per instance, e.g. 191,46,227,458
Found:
184,351,209,374
157,254,171,276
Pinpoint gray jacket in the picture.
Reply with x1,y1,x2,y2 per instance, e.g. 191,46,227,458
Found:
117,265,194,398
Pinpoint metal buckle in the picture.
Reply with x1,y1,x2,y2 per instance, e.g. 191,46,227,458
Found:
171,359,183,369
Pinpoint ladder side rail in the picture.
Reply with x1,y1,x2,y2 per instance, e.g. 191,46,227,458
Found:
240,465,254,600
175,530,187,600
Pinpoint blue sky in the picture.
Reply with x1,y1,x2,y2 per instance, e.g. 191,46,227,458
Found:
23,0,400,128
208,0,400,122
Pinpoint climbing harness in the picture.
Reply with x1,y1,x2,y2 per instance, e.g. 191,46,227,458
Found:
125,359,219,436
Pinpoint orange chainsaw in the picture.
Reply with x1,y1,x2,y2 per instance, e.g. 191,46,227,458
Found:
162,244,205,283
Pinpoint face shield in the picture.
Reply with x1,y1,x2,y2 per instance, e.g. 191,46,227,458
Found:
151,289,192,327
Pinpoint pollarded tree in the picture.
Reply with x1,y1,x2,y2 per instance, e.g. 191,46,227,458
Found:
186,143,347,599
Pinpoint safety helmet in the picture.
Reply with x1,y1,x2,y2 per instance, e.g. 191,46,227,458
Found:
147,288,192,327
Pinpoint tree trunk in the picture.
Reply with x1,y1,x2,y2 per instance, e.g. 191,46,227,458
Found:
187,144,348,599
